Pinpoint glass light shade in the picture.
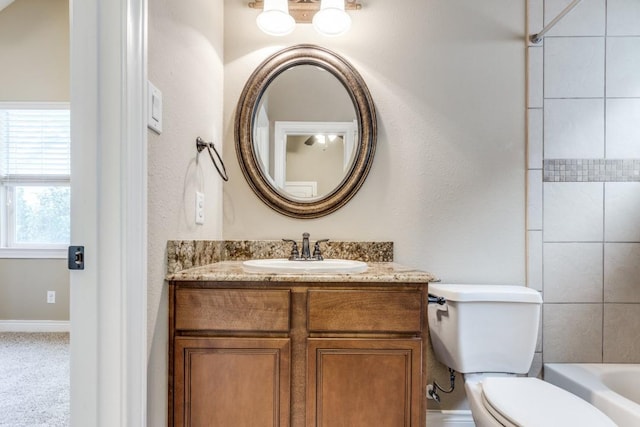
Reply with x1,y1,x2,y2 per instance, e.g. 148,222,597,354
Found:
312,0,351,37
256,0,295,36
0,0,15,13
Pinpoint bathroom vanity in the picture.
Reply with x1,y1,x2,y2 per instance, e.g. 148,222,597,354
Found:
166,244,435,427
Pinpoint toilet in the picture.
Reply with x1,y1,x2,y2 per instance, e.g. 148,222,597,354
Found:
427,283,616,427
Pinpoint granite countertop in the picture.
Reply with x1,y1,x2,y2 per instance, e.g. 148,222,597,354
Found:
166,260,437,283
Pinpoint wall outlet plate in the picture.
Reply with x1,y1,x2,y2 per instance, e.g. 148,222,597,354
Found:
47,291,56,304
195,191,205,224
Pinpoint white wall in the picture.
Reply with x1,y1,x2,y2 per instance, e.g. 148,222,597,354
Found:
527,0,640,366
223,0,526,409
146,0,224,424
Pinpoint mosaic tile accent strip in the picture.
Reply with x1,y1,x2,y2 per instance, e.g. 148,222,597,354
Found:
543,159,640,182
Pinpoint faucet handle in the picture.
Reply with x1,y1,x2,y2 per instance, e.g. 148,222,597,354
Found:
282,239,300,260
312,239,329,260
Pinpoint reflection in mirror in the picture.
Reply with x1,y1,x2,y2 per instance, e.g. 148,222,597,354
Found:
285,133,344,199
235,44,377,218
253,65,358,200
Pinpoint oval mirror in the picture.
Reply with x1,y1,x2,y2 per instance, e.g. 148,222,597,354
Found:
235,44,376,218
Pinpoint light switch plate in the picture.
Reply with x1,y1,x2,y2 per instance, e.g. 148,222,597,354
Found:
148,80,162,134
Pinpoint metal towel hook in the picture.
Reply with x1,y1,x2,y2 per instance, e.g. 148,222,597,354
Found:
196,137,229,182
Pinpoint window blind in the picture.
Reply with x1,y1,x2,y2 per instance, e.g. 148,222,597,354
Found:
0,109,71,178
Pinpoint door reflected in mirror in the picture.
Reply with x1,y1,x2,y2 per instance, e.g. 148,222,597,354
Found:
284,133,347,199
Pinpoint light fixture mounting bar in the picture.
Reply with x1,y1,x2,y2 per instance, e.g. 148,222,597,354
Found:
249,0,361,23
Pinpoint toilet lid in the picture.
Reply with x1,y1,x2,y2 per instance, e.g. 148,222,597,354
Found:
481,377,617,427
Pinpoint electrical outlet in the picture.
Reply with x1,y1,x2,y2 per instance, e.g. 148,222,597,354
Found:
195,191,205,225
47,291,56,304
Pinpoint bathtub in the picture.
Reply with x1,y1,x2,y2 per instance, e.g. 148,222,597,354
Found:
545,363,640,427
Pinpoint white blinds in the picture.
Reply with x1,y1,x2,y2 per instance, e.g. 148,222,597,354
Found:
0,108,71,179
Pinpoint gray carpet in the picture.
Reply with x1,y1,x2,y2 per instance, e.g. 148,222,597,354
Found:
0,333,70,427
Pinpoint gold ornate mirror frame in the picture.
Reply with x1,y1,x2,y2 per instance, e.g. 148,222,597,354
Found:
234,44,377,218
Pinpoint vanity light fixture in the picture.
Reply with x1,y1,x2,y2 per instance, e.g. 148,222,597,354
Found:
249,0,361,36
256,0,296,36
313,0,351,37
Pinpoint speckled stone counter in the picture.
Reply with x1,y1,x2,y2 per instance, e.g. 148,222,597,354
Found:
166,260,437,283
166,239,394,274
166,239,436,283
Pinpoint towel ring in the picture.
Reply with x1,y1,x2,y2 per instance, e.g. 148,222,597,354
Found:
196,137,229,182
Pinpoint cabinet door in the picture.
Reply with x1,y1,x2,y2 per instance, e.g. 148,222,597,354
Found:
174,337,290,427
307,338,422,427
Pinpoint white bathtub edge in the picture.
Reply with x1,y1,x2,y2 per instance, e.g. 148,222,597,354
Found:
545,363,640,427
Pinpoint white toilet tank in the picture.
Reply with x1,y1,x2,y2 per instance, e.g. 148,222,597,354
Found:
428,284,542,374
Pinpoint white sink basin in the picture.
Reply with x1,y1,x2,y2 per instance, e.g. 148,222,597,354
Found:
242,258,368,274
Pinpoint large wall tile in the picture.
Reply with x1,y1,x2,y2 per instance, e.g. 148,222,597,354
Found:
529,352,543,378
606,37,640,97
544,99,604,158
528,108,543,169
604,182,640,241
607,0,640,36
528,170,543,230
544,243,603,302
604,243,640,302
534,0,640,372
543,303,603,362
545,37,605,98
528,47,543,108
528,230,543,291
544,0,605,37
606,99,640,158
544,182,603,241
604,304,640,362
536,312,543,353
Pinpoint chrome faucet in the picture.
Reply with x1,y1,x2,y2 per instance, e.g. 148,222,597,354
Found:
283,233,328,261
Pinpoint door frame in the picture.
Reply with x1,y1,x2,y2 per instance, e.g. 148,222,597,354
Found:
69,0,147,425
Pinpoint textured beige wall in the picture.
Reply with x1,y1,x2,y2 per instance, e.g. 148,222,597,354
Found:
146,0,224,425
0,0,70,322
0,259,69,320
223,0,526,281
0,0,69,101
223,0,526,409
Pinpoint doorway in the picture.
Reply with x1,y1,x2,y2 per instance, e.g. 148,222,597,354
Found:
69,0,148,424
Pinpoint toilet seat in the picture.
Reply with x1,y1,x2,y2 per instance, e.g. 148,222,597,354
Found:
481,377,616,427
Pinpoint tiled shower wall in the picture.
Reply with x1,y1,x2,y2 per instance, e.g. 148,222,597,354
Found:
527,0,640,365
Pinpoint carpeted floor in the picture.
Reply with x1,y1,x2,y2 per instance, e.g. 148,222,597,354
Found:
0,332,70,427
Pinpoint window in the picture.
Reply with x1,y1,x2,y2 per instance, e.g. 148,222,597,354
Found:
0,103,70,257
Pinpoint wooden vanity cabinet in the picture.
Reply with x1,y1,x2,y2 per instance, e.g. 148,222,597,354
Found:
169,282,428,427
173,336,291,426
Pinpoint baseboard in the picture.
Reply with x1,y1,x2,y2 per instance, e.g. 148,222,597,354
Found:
426,410,475,426
0,320,70,332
